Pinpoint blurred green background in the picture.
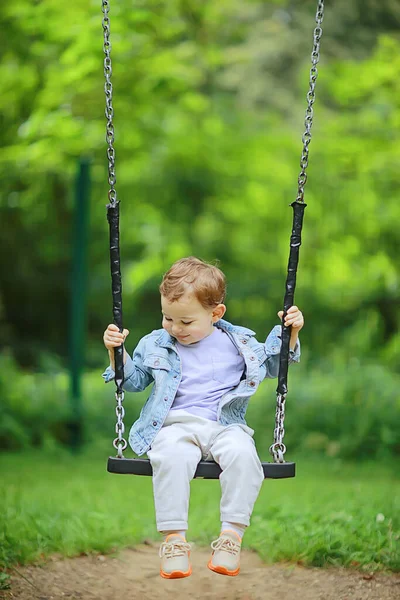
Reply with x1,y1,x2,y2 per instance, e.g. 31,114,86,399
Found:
0,0,400,579
1,0,399,459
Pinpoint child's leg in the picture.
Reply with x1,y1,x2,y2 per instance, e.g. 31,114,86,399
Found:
207,426,264,576
148,421,202,533
149,414,217,579
209,426,264,531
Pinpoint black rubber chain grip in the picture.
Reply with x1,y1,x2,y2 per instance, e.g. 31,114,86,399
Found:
277,201,307,396
107,201,124,392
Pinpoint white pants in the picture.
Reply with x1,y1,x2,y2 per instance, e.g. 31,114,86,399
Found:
147,410,265,532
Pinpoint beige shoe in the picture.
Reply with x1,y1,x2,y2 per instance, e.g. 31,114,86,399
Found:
207,530,242,576
159,534,192,579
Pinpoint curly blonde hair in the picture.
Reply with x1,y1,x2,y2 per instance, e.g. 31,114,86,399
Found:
159,257,226,309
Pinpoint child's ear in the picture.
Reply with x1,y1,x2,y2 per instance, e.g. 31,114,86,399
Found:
212,304,226,322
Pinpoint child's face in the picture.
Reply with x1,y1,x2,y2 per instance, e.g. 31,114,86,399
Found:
161,293,225,345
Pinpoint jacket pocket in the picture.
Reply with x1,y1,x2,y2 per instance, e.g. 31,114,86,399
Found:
252,345,268,365
143,355,172,372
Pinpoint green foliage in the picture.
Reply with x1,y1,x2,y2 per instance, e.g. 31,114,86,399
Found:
249,357,400,460
0,351,69,450
0,571,11,591
0,350,147,451
0,0,399,369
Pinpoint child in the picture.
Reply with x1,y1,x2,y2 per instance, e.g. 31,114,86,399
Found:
102,256,303,579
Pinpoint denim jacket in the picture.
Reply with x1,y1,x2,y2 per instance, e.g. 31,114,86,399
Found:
102,319,300,456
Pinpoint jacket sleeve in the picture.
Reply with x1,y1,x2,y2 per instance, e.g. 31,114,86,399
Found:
261,325,301,380
101,335,154,392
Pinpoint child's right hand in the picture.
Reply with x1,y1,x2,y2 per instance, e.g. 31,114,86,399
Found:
103,324,130,351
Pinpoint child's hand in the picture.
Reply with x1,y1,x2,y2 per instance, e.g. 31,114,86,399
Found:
277,306,304,332
103,324,129,351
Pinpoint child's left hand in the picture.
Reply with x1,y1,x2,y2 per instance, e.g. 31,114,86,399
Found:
278,306,304,332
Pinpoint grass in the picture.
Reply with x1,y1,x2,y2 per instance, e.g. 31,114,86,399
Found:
0,445,399,582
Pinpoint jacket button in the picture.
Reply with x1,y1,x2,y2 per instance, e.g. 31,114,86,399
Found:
153,421,158,426
154,360,160,366
164,397,168,402
250,356,255,361
241,339,247,344
249,381,256,387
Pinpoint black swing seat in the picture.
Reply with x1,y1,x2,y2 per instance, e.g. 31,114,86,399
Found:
107,457,295,479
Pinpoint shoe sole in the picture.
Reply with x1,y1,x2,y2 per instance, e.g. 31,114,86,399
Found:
160,566,192,579
207,559,240,577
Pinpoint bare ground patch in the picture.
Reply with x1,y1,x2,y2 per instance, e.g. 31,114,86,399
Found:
3,542,400,600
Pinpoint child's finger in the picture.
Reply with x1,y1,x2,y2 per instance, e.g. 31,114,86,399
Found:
287,305,298,314
106,331,124,343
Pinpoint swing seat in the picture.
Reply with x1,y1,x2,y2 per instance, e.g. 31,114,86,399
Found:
107,457,295,479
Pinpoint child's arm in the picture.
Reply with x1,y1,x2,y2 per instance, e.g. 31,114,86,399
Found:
102,324,154,392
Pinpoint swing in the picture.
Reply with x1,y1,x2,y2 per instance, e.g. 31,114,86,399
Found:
102,1,325,479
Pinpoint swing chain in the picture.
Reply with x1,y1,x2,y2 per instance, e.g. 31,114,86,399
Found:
102,0,117,207
269,393,287,463
270,2,324,464
296,0,324,203
113,390,128,457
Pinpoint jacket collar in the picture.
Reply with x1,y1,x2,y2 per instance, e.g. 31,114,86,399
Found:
155,318,255,348
155,328,176,348
215,318,256,337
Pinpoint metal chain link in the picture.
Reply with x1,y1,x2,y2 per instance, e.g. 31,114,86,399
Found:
270,1,324,464
296,0,324,203
269,393,287,463
113,391,128,457
102,0,117,207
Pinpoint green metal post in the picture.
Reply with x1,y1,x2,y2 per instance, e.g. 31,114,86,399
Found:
69,158,90,451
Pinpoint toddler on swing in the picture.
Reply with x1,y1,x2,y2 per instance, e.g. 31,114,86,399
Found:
103,256,304,578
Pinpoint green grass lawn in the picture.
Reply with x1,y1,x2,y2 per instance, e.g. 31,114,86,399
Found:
1,446,399,576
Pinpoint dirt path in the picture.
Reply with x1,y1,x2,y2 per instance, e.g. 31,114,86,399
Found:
3,542,400,600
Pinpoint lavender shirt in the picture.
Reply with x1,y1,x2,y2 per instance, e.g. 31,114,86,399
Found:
170,327,245,421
